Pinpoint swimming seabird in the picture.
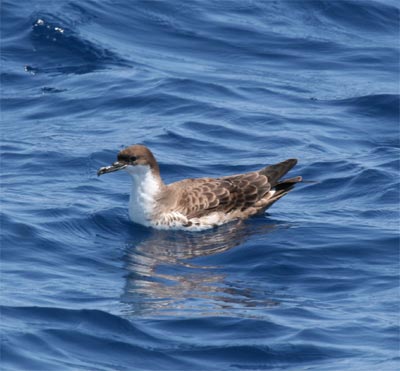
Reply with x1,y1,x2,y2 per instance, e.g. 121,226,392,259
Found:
97,145,302,230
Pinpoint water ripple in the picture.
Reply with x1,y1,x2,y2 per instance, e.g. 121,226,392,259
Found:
1,0,399,370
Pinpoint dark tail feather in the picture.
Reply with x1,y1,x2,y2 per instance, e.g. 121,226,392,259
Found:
276,176,302,188
267,176,302,204
255,168,302,212
259,159,298,187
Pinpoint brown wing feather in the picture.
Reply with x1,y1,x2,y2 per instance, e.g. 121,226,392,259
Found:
171,159,300,220
175,172,271,219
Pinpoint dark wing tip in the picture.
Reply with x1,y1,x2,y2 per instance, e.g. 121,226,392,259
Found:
286,158,298,166
259,158,300,187
280,175,302,184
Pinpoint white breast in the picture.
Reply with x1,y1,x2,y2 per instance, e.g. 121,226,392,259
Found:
126,165,160,227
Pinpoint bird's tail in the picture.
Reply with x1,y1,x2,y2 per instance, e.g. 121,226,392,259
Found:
255,160,302,211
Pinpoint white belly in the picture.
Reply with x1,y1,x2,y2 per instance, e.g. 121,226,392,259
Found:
152,211,227,231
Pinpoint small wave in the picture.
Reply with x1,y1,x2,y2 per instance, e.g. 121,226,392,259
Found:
29,17,131,75
328,94,399,119
1,306,184,371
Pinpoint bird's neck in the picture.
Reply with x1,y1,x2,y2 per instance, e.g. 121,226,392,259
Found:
129,165,164,195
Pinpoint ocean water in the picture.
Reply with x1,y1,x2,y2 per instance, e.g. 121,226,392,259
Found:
1,0,399,370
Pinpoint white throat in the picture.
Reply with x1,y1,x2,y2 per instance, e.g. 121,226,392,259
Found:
126,165,161,226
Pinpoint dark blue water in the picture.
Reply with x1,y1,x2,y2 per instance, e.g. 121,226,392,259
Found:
1,1,399,370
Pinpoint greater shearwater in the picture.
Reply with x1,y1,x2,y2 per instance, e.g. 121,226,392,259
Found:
97,145,302,230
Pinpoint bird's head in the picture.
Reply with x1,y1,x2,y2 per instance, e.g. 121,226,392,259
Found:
97,144,159,177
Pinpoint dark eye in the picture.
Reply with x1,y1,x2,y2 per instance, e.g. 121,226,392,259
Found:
129,156,137,162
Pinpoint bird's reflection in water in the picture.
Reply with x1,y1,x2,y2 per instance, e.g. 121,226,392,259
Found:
121,220,285,317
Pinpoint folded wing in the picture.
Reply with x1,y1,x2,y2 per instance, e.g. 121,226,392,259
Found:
172,158,300,219
175,171,270,219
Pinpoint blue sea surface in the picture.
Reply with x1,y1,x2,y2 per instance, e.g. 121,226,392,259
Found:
1,1,399,370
